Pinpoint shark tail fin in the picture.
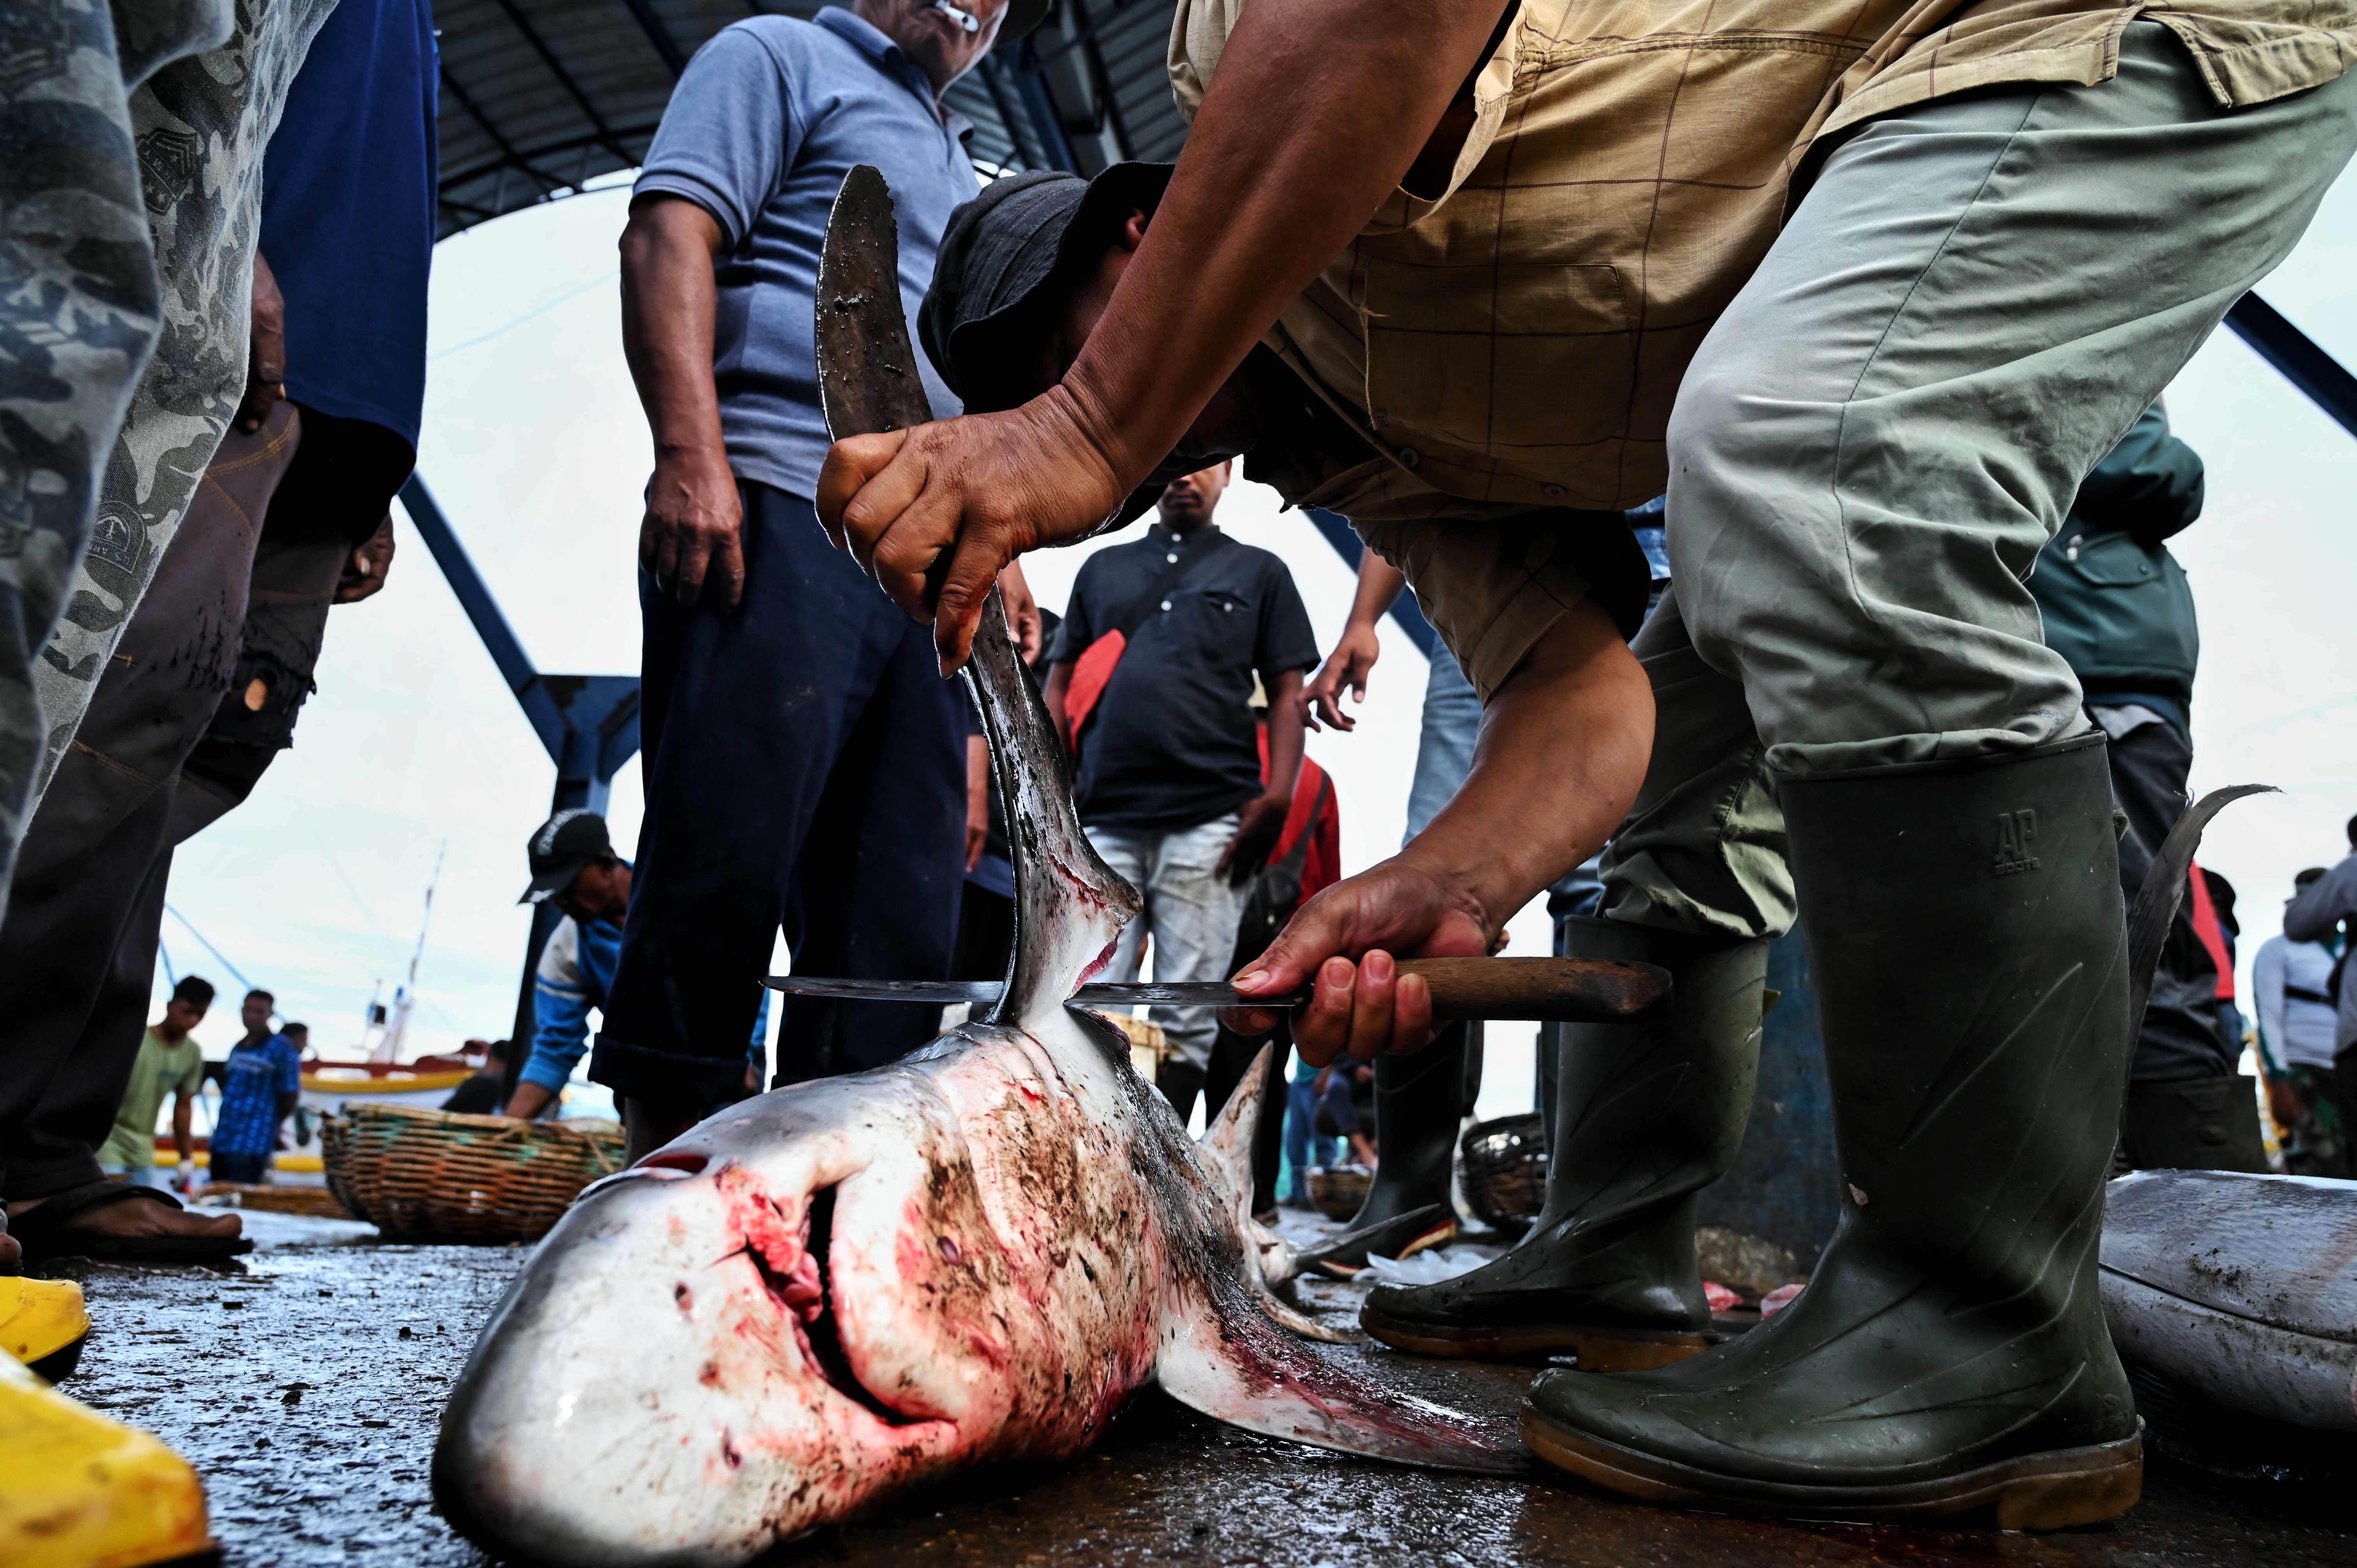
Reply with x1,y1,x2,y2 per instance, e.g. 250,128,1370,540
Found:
1157,1276,1531,1476
2127,784,2273,1039
963,591,1141,1029
1191,1046,1355,1343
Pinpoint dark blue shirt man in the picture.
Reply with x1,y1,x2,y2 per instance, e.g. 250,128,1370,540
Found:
1042,463,1320,1117
601,0,1050,1159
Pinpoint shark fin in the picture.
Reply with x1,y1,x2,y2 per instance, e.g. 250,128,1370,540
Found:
1277,1205,1454,1282
1196,1043,1269,1215
962,592,1141,1029
2127,783,2272,1040
1156,1277,1531,1476
1192,1045,1351,1340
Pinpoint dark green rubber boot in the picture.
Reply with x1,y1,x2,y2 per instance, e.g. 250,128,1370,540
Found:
1361,918,1766,1368
1316,1024,1477,1276
1523,735,2144,1529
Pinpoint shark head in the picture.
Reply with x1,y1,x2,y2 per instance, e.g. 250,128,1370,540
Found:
433,1068,1030,1565
433,1016,1169,1566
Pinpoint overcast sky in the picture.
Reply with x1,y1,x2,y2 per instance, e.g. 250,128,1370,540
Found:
153,162,2357,1122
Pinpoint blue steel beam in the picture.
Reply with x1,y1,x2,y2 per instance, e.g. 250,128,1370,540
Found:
399,474,569,757
399,473,643,1063
2227,291,2357,442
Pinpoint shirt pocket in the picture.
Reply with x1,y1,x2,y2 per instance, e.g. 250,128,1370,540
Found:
1361,257,1636,454
1167,584,1260,664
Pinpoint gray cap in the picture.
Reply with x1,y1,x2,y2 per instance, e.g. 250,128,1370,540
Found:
919,161,1174,415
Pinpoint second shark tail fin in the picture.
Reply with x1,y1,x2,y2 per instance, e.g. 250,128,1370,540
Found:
2126,784,2273,1041
963,590,1142,1029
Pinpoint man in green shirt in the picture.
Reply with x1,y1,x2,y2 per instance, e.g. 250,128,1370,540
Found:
96,978,215,1191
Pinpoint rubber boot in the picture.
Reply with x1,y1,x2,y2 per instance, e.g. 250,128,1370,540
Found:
1524,736,2144,1528
1316,1024,1477,1277
0,1351,213,1566
2120,1075,2270,1173
1363,919,1765,1367
0,1277,91,1381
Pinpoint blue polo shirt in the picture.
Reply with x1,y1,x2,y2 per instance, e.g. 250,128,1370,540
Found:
634,11,980,502
212,1033,302,1158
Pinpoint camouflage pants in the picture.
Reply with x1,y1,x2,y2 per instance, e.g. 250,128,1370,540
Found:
0,0,332,923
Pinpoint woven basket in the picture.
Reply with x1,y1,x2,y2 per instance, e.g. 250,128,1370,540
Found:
1459,1113,1548,1237
322,1104,623,1244
1306,1164,1371,1222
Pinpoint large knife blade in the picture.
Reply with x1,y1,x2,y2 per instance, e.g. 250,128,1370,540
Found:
769,957,1669,1023
816,164,935,443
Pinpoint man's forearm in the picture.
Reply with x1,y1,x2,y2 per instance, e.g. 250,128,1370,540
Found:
1401,600,1652,937
2283,869,2356,943
1348,552,1406,632
173,1100,194,1162
620,200,729,464
1263,671,1307,802
1060,0,1505,486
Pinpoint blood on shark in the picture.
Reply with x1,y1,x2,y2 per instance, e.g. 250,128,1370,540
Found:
431,597,1522,1566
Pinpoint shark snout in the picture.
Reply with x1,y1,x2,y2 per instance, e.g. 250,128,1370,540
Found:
435,1129,956,1565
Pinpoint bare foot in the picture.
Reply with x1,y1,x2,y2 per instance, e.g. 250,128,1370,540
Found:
7,1193,242,1244
623,1101,701,1165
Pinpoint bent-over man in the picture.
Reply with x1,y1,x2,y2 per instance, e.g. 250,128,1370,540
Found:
822,0,2357,1522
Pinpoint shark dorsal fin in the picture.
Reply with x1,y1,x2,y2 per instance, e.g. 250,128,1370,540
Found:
962,590,1141,1031
1196,1043,1270,1215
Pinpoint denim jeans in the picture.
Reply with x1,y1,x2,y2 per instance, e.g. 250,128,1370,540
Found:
1086,814,1249,1072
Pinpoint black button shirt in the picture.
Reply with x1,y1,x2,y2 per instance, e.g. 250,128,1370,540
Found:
1050,524,1321,833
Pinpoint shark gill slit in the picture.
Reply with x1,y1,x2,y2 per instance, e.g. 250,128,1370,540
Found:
740,1185,924,1428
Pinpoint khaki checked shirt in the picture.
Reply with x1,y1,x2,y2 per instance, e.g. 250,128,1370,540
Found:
1168,0,2356,694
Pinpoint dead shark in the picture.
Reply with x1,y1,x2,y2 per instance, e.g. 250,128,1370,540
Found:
431,593,1528,1566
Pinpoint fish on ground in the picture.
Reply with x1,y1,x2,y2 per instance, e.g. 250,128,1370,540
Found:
431,594,1523,1567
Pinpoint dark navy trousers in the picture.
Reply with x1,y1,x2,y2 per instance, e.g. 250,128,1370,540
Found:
593,482,965,1111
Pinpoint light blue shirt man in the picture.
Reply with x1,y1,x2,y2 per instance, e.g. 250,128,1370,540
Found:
632,8,978,501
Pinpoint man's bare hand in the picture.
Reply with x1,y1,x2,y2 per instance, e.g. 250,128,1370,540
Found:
335,515,395,604
641,449,744,609
816,388,1127,672
1226,854,1494,1066
1218,792,1292,887
1306,620,1382,732
238,253,286,433
998,559,1043,663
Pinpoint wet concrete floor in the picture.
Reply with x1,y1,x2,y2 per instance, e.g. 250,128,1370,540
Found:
39,1210,2355,1567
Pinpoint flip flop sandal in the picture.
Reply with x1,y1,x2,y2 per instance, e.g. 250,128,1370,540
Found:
8,1181,252,1264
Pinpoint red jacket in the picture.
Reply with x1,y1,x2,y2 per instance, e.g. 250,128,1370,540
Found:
1257,731,1340,901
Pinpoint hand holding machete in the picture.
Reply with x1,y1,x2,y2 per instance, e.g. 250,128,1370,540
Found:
815,0,1653,1061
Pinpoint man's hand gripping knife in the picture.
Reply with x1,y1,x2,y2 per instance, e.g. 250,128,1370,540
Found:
815,0,1653,1059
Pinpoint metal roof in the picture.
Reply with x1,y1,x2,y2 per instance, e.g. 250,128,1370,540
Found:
432,0,1182,237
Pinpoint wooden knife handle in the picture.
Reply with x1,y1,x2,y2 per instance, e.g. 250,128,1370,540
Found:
1397,957,1669,1022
